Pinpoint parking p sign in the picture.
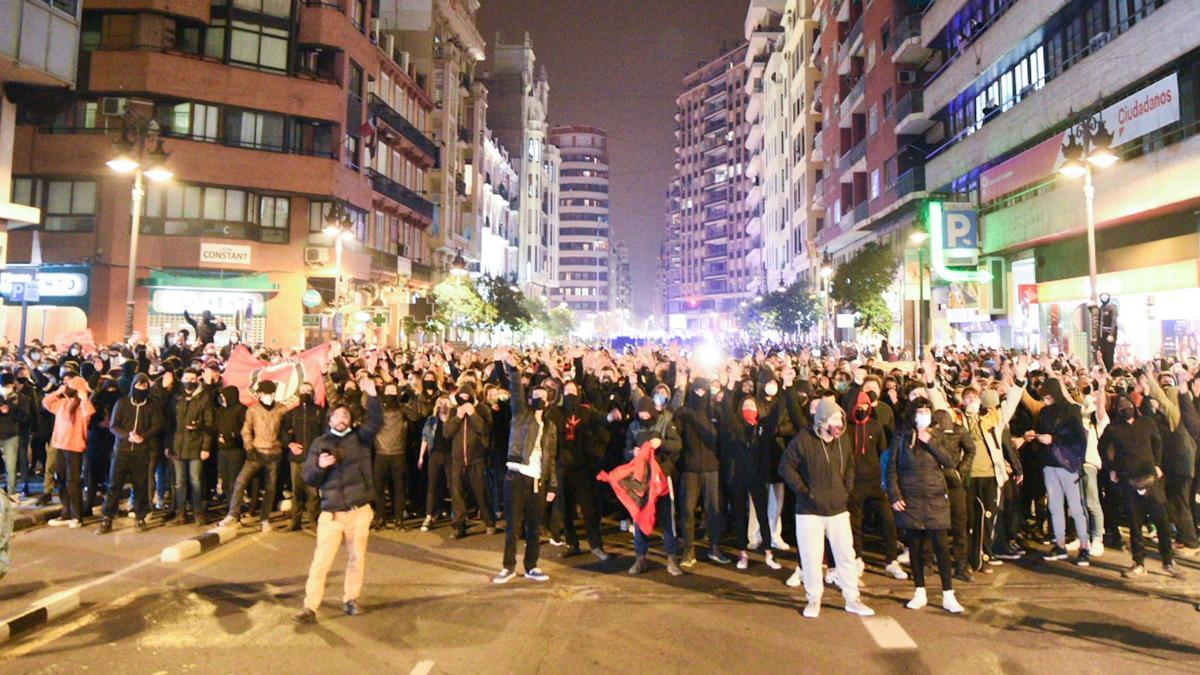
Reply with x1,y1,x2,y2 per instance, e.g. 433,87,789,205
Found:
941,205,979,267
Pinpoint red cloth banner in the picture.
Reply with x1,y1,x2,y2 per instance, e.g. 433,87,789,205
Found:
597,441,669,534
53,329,97,354
223,343,332,406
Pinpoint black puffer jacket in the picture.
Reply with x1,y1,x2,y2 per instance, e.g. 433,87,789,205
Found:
283,400,326,462
172,388,214,460
779,428,855,517
886,428,954,530
304,396,382,512
931,411,976,487
0,393,25,439
442,404,492,467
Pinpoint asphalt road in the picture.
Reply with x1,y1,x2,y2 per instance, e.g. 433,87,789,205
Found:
2,513,1199,674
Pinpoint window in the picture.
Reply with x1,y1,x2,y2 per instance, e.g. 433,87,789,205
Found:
870,169,880,200
225,110,285,151
349,0,366,31
868,104,878,135
880,21,891,51
168,102,219,142
348,61,363,101
232,0,291,18
882,89,894,118
228,20,289,72
36,180,97,231
260,196,289,230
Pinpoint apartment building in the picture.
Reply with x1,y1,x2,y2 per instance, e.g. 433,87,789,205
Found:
475,127,519,279
611,238,631,313
548,124,611,318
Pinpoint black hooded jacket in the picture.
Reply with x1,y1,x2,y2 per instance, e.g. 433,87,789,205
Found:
213,385,247,453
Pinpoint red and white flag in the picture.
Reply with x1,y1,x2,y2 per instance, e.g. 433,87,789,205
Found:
223,343,332,406
597,441,669,534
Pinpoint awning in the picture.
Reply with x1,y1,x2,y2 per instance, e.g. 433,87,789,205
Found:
139,270,279,294
1036,259,1200,304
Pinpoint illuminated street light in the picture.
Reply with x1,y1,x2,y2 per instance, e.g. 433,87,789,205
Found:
450,248,469,276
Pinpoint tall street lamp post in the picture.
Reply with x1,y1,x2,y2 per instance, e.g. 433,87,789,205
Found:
819,251,834,346
909,229,928,357
107,109,173,337
323,203,355,339
1058,108,1118,363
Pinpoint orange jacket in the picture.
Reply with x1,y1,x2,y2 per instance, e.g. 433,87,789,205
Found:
43,381,94,453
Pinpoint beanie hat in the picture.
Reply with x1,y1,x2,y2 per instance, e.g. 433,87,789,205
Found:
691,377,711,392
636,396,655,416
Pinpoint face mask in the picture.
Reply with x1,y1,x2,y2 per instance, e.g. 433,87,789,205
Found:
853,408,869,422
230,336,240,344
853,375,865,386
1118,404,1135,421
866,391,878,403
824,424,844,439
529,398,546,411
965,400,981,415
70,349,79,356
456,394,471,406
423,381,437,393
914,412,932,429
742,409,759,425
299,393,313,405
563,394,579,409
132,388,149,402
764,383,779,397
29,352,41,362
834,381,849,393
260,395,274,406
182,381,199,393
330,426,352,437
652,393,668,409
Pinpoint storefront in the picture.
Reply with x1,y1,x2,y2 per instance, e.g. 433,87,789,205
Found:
0,265,91,344
141,270,278,347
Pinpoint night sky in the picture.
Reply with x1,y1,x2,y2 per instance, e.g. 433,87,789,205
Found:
477,0,747,317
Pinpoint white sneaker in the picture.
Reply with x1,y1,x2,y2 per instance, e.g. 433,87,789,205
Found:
772,539,790,551
736,553,749,570
907,587,928,610
68,519,82,529
942,590,964,614
1090,538,1105,557
47,517,71,527
218,515,237,528
802,599,821,618
886,560,909,580
1065,538,1081,551
845,599,875,616
548,538,565,548
492,568,515,584
764,552,782,570
421,516,432,532
260,521,271,533
747,536,762,551
786,567,803,588
897,547,910,565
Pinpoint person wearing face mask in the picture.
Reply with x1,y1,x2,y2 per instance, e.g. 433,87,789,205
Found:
418,396,454,531
493,348,558,584
846,391,906,581
168,369,214,526
747,372,791,554
1100,394,1186,580
930,404,977,581
0,373,26,497
1026,378,1091,566
719,374,784,572
369,381,420,531
293,374,381,624
213,385,247,512
184,309,227,347
99,374,163,533
282,382,326,531
556,378,615,561
219,380,291,531
673,375,728,567
623,389,684,577
1141,370,1200,554
779,398,874,618
887,398,963,614
443,384,496,539
960,369,1026,570
1078,374,1110,557
43,376,95,528
82,377,122,515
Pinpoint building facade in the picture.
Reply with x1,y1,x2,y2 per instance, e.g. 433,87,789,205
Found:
475,127,519,279
664,43,755,333
8,0,448,346
548,124,611,318
484,33,559,298
912,0,1200,359
611,238,631,313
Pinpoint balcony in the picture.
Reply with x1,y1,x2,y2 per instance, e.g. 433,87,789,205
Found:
705,225,728,240
894,89,932,136
894,166,926,198
891,15,930,65
411,261,433,283
370,247,399,274
838,137,866,174
366,168,434,221
812,130,824,159
368,94,439,165
836,14,864,74
455,174,467,197
852,200,868,225
458,125,471,144
838,76,865,122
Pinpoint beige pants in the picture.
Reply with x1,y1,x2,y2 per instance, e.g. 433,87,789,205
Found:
304,504,373,611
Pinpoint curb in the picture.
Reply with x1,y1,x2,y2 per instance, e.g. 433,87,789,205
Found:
0,589,82,644
12,507,61,532
160,525,240,563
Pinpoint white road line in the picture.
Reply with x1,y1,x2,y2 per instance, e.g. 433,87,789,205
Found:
861,616,918,650
409,660,436,675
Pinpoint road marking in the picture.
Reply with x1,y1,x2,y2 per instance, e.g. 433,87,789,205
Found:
409,660,435,675
861,616,918,650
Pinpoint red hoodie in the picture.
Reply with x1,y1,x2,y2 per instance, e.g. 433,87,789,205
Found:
851,391,872,455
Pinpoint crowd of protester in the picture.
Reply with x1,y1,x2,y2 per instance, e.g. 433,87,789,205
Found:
1,324,1198,620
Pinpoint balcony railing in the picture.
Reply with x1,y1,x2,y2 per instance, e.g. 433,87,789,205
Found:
894,14,921,44
852,200,868,224
370,247,398,272
894,166,926,198
895,88,924,121
838,137,866,173
368,94,439,162
366,168,434,219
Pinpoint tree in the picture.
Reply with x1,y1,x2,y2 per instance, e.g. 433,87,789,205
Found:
431,275,496,335
477,274,532,334
735,280,821,338
829,241,900,337
544,304,576,340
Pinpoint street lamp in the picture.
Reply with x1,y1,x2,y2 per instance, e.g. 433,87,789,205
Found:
908,228,928,356
449,248,469,276
1059,109,1118,363
819,251,834,345
323,202,355,338
107,109,173,337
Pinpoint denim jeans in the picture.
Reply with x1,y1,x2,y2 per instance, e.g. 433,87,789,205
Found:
172,458,205,518
634,490,680,557
679,471,722,553
1081,465,1104,541
1044,466,1089,549
0,436,18,495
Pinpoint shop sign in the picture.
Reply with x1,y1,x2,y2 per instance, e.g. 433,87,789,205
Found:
200,242,252,266
151,289,265,316
1017,284,1039,305
981,72,1180,203
0,271,89,298
302,314,322,328
302,289,323,309
927,202,990,283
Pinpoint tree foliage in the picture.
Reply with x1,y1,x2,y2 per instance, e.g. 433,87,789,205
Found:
829,241,900,337
477,274,532,333
432,275,496,333
736,280,822,337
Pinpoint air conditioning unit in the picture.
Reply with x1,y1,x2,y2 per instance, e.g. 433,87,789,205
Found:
897,70,918,85
304,247,330,265
101,97,127,116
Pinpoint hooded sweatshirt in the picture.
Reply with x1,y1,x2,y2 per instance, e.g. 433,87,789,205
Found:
849,391,888,491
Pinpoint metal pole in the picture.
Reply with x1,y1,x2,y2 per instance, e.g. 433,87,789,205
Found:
334,234,343,339
1084,161,1099,366
124,166,144,337
18,290,28,357
916,247,925,358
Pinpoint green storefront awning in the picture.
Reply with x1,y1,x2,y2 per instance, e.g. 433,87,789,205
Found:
139,270,279,293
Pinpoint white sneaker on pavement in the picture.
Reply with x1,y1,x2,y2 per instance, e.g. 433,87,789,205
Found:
772,539,790,551
786,567,803,588
886,560,909,580
845,599,875,616
897,547,910,565
218,515,237,528
802,599,821,618
1090,538,1105,557
907,587,928,610
764,552,782,570
942,590,964,614
736,553,749,570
